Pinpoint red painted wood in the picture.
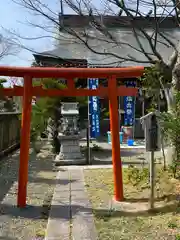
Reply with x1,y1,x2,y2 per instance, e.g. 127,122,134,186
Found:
0,86,138,97
109,76,123,201
0,66,144,78
17,76,32,208
0,65,144,208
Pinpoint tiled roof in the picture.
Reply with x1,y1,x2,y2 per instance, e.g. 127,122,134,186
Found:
60,15,179,29
33,15,180,67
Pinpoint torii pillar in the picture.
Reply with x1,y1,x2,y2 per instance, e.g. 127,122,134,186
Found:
108,75,123,200
0,65,143,208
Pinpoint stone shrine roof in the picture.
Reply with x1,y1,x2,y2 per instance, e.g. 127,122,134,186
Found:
61,109,79,115
61,102,79,115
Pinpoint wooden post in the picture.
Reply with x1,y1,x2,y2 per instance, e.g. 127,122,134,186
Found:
17,75,32,208
108,75,123,201
150,149,155,209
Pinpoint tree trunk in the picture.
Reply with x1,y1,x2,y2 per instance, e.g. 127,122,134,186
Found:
163,51,180,165
173,62,180,91
172,42,180,92
164,88,174,112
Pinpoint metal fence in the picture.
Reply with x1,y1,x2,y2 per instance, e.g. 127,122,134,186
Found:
0,112,21,157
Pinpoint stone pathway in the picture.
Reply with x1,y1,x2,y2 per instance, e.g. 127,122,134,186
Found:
45,168,98,240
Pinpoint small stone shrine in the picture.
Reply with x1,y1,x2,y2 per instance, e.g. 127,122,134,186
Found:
54,102,85,165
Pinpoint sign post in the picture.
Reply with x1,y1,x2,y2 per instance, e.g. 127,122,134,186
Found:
140,112,161,210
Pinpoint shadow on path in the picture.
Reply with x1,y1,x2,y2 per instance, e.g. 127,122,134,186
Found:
28,176,76,185
0,148,57,203
0,200,178,220
87,148,146,165
124,194,178,203
0,151,20,202
0,237,18,240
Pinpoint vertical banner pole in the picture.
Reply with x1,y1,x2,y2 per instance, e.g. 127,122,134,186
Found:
109,75,123,201
133,95,136,140
87,79,91,164
17,75,32,208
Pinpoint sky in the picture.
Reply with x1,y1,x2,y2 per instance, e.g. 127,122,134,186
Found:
0,0,172,68
0,0,64,67
0,0,106,67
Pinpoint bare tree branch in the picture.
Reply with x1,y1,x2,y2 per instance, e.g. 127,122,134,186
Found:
0,33,20,60
8,0,180,68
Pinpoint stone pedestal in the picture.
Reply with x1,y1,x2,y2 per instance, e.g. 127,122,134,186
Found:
54,134,85,165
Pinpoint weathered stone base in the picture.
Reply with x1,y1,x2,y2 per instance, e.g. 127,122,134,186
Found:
54,155,86,166
55,134,86,166
112,198,177,213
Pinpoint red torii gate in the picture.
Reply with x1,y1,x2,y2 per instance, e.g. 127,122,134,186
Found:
0,66,144,208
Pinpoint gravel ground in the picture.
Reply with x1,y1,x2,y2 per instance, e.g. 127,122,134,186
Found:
0,144,57,240
85,168,180,240
80,141,165,166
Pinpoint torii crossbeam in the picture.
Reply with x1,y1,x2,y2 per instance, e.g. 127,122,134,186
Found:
0,66,144,208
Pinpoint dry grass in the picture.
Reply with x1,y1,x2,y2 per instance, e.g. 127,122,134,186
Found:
84,167,180,240
0,145,56,240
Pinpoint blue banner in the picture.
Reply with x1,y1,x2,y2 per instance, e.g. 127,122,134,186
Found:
88,78,100,138
124,81,136,126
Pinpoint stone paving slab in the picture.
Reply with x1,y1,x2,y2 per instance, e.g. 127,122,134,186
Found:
70,169,98,240
45,170,70,240
45,168,98,240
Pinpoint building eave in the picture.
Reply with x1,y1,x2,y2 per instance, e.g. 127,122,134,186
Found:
59,14,179,29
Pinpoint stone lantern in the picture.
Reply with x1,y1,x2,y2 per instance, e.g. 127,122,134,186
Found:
54,102,85,165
